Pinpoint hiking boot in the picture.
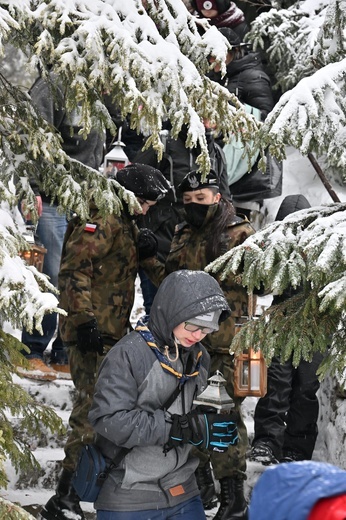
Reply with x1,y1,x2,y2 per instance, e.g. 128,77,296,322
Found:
280,449,305,463
195,463,218,510
214,477,248,520
249,441,279,465
17,358,58,382
50,363,72,380
39,469,85,520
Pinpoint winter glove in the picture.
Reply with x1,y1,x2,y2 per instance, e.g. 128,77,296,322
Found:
164,410,238,454
164,410,204,453
138,228,158,261
202,411,239,452
76,318,104,356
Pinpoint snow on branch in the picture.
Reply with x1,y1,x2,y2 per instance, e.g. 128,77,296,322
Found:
207,202,346,376
261,59,346,166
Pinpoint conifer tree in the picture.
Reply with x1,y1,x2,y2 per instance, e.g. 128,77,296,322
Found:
0,0,346,504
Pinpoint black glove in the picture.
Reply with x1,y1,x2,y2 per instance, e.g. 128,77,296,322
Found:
76,318,104,356
202,411,239,452
164,411,204,453
164,410,238,453
138,228,158,261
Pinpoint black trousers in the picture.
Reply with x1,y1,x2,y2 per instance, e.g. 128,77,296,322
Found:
252,351,323,460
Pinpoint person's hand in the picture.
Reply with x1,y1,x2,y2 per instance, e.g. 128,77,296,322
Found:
202,411,238,452
164,410,238,453
164,411,204,453
138,228,158,260
76,318,104,356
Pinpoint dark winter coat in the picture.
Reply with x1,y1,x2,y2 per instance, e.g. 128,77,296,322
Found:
88,270,230,512
29,73,104,201
211,51,274,119
165,205,254,353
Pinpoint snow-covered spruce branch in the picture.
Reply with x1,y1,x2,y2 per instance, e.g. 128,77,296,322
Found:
259,59,346,169
206,203,346,375
0,0,266,175
248,5,326,92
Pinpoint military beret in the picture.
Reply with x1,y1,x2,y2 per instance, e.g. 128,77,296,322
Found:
178,170,220,193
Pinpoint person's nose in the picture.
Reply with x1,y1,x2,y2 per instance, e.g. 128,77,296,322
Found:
141,204,149,215
190,329,204,340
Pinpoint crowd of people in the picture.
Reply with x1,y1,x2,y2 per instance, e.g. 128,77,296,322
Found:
15,1,338,520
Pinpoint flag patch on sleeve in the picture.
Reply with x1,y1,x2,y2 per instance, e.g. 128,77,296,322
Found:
84,223,97,233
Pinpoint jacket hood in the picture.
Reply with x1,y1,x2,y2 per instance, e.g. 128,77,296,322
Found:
148,270,230,347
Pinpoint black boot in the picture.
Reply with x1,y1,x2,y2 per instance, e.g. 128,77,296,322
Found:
195,463,218,509
39,469,85,520
214,478,248,520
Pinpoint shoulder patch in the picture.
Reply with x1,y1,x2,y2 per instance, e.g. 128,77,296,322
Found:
84,223,97,233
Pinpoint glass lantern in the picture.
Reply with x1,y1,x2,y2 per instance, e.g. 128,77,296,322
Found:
19,225,47,273
233,315,267,397
103,127,130,177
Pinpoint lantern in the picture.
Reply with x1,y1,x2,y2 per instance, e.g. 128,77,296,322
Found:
103,126,130,177
193,370,234,412
233,315,267,398
19,225,47,273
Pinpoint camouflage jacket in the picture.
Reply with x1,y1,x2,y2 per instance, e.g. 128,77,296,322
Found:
58,208,140,346
165,211,255,353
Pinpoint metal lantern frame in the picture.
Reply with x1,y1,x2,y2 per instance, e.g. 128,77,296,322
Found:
103,126,130,177
19,225,47,272
19,243,47,272
233,295,268,398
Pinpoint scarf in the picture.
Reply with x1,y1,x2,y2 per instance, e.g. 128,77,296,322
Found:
135,318,202,385
210,4,245,28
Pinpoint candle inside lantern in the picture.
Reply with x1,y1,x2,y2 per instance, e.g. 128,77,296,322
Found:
250,349,261,391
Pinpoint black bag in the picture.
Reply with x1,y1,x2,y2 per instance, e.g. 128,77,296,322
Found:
230,150,283,202
72,384,183,502
72,444,128,503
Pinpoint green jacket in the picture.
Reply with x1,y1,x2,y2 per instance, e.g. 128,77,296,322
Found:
58,208,139,346
165,211,254,354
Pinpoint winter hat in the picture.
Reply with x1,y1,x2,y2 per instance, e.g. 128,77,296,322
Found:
115,163,171,201
188,309,222,332
308,494,346,520
218,26,241,47
194,0,231,14
178,170,220,193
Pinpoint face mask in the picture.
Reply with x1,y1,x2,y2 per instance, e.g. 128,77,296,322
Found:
184,203,217,229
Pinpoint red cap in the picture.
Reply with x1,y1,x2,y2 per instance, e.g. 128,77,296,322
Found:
308,495,346,520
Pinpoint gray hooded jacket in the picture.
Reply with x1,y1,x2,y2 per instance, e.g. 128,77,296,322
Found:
88,270,230,512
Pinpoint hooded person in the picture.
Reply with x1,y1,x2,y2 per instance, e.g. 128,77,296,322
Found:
88,270,235,519
157,170,255,520
40,164,172,520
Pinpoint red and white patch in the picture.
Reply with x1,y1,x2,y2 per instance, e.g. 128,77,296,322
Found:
84,223,97,233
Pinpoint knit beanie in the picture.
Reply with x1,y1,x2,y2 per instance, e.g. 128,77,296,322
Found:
116,163,171,201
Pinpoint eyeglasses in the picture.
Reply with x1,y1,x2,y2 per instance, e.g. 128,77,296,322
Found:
184,322,215,334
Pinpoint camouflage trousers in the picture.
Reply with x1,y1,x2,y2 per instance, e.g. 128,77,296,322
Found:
192,352,248,481
62,344,109,472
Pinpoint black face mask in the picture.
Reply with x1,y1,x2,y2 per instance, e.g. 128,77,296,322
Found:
184,203,217,229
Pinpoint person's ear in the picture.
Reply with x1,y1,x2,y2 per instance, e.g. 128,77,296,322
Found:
214,192,221,204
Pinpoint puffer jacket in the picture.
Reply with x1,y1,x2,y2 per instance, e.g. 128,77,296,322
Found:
88,270,230,512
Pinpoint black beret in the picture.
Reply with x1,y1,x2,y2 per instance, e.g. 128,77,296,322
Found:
116,163,171,201
178,170,220,194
